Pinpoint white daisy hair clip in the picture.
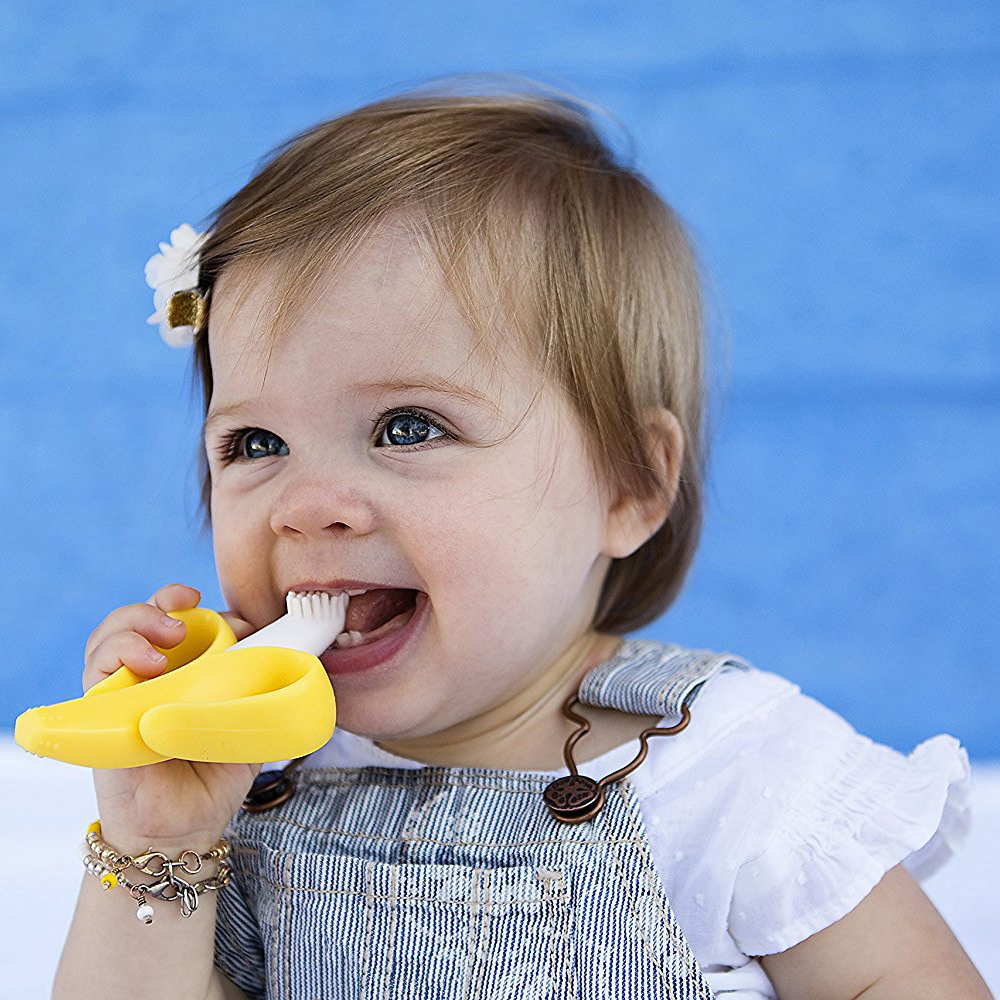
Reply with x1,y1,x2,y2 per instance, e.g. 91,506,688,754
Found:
144,223,207,347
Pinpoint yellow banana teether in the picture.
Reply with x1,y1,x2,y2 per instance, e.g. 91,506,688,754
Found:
14,592,347,768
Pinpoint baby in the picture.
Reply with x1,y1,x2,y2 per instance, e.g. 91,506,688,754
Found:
54,83,990,999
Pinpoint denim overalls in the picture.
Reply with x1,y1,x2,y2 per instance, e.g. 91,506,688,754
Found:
214,639,751,999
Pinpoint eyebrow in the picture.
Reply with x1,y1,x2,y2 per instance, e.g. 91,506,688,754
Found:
203,376,497,435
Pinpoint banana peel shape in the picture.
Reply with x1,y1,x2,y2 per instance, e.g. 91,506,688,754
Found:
14,608,337,768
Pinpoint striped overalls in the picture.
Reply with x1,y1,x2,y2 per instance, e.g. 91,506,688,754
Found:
214,639,750,999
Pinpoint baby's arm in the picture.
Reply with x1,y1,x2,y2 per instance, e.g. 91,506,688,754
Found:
53,853,250,1000
757,863,993,999
52,584,257,1000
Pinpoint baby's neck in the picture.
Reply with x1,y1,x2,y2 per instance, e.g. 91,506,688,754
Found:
374,631,636,770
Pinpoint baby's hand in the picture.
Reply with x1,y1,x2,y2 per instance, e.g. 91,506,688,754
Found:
81,583,254,691
84,583,262,855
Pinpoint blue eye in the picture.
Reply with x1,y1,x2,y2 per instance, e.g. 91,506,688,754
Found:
212,408,450,464
375,409,447,449
214,428,288,463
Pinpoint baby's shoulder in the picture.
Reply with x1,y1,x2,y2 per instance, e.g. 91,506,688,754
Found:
625,656,969,880
625,661,892,799
628,662,810,782
620,659,971,960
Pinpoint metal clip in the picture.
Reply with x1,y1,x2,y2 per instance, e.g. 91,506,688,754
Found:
142,864,201,917
543,694,692,824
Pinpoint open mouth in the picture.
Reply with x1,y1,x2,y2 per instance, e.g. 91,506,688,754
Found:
319,589,428,675
328,588,420,650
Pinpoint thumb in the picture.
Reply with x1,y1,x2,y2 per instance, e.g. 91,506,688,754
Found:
219,610,257,643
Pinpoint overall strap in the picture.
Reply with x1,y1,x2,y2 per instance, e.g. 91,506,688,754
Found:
542,640,754,825
578,638,752,718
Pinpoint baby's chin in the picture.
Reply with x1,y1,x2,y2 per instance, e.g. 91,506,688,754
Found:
325,664,445,736
332,682,461,735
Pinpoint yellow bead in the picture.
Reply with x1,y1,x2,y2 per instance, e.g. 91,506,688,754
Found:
100,872,118,891
87,821,101,837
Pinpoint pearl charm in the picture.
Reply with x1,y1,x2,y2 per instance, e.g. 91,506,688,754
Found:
135,903,155,924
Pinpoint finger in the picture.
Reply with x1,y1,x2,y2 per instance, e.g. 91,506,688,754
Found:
82,630,175,693
84,600,191,663
218,611,257,643
146,583,202,612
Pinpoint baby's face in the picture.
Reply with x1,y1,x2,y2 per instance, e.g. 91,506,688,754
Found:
205,221,617,740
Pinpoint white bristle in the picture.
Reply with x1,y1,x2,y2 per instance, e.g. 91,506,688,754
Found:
227,590,348,655
284,590,348,620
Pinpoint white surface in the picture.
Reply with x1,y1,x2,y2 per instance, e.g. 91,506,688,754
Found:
1,738,996,999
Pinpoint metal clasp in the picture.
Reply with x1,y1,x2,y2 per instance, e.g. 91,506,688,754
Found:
143,871,200,917
543,693,692,824
241,758,307,813
135,853,204,917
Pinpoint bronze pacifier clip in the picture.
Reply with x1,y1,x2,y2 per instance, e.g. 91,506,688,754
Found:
543,692,691,824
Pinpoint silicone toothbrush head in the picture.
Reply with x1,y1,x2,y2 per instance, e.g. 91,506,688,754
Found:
227,590,349,656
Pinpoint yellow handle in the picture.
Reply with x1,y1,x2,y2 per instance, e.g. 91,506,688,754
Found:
138,647,336,763
14,609,336,768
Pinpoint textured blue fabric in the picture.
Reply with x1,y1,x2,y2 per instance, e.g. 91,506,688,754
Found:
577,639,751,717
214,639,745,998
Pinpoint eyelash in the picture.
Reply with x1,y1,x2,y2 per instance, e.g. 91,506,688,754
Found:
212,407,451,464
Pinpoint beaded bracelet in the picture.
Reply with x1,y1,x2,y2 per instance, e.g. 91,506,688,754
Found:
81,820,232,924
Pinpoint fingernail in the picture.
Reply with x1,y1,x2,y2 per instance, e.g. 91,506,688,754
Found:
165,616,185,628
148,649,167,662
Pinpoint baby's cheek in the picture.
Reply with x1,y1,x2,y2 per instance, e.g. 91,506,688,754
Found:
421,524,532,623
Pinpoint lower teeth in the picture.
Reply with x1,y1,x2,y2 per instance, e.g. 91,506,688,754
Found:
334,630,366,648
332,611,411,649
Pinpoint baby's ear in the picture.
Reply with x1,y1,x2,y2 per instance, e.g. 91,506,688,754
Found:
601,406,684,559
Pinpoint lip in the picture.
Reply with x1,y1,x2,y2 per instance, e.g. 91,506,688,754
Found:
318,591,429,676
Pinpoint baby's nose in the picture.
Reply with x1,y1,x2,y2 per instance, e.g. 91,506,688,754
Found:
269,477,378,538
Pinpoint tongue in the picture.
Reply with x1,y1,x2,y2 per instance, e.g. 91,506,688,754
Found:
345,589,418,634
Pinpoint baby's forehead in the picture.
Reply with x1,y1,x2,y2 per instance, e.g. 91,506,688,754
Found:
209,237,531,386
211,233,427,326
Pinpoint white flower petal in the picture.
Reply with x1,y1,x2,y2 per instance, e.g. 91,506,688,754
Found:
145,223,206,348
161,323,196,348
170,223,197,247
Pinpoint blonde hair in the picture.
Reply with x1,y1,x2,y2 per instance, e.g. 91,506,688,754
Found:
189,80,711,634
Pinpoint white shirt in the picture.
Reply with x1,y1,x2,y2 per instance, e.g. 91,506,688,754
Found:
285,667,971,999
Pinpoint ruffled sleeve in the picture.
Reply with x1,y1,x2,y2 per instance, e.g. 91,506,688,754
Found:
728,697,971,958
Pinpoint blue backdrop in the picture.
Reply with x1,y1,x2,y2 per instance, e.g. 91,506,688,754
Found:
2,3,997,757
